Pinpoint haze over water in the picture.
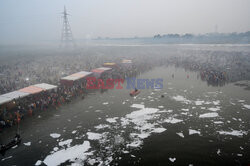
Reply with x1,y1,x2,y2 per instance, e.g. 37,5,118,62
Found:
1,0,250,165
0,44,250,165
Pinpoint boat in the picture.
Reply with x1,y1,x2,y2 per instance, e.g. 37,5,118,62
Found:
0,134,21,156
1,114,22,156
130,89,140,96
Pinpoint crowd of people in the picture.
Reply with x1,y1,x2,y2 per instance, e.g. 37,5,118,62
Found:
1,45,250,131
0,55,152,132
0,84,85,132
169,48,250,86
200,70,227,86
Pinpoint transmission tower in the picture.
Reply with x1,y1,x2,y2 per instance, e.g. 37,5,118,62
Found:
60,6,76,48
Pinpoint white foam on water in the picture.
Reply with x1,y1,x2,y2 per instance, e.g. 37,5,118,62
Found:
121,104,166,149
189,129,201,135
104,156,113,165
131,132,150,139
114,135,125,145
12,145,18,149
35,160,42,166
214,121,224,124
131,104,145,109
87,132,102,140
218,130,247,137
120,117,130,126
94,124,110,130
238,100,245,103
208,107,220,112
213,100,220,105
195,100,204,106
126,139,143,148
158,110,168,113
172,95,191,104
24,142,31,146
243,104,250,109
53,147,59,151
164,118,183,124
176,132,184,138
106,117,118,123
199,112,219,118
42,103,174,165
87,158,96,165
50,133,61,138
102,102,109,105
217,149,221,155
181,108,189,111
122,150,129,154
203,101,211,105
158,106,164,108
152,128,166,133
43,141,91,166
230,102,236,105
58,139,72,147
1,156,12,161
72,130,77,134
169,157,176,162
126,107,158,122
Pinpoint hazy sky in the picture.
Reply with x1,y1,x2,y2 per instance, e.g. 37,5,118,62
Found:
0,0,249,44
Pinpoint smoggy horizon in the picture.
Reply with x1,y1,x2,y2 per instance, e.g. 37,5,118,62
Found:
0,0,250,44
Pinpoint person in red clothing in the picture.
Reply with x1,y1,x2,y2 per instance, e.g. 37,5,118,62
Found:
15,111,21,124
28,107,33,116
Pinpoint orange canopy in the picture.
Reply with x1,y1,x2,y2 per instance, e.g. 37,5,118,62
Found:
91,67,112,74
19,86,43,94
70,73,84,77
91,69,104,73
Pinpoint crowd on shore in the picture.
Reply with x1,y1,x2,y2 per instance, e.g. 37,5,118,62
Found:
169,49,250,86
1,46,250,131
0,84,87,132
0,52,152,132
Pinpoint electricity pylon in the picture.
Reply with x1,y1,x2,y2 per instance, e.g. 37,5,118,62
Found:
60,6,76,48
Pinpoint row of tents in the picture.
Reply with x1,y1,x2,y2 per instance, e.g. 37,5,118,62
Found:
0,60,133,106
60,67,112,86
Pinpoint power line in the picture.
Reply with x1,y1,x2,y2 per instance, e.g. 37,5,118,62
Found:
60,6,76,48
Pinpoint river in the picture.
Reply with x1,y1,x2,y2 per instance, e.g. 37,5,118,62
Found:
1,64,249,166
